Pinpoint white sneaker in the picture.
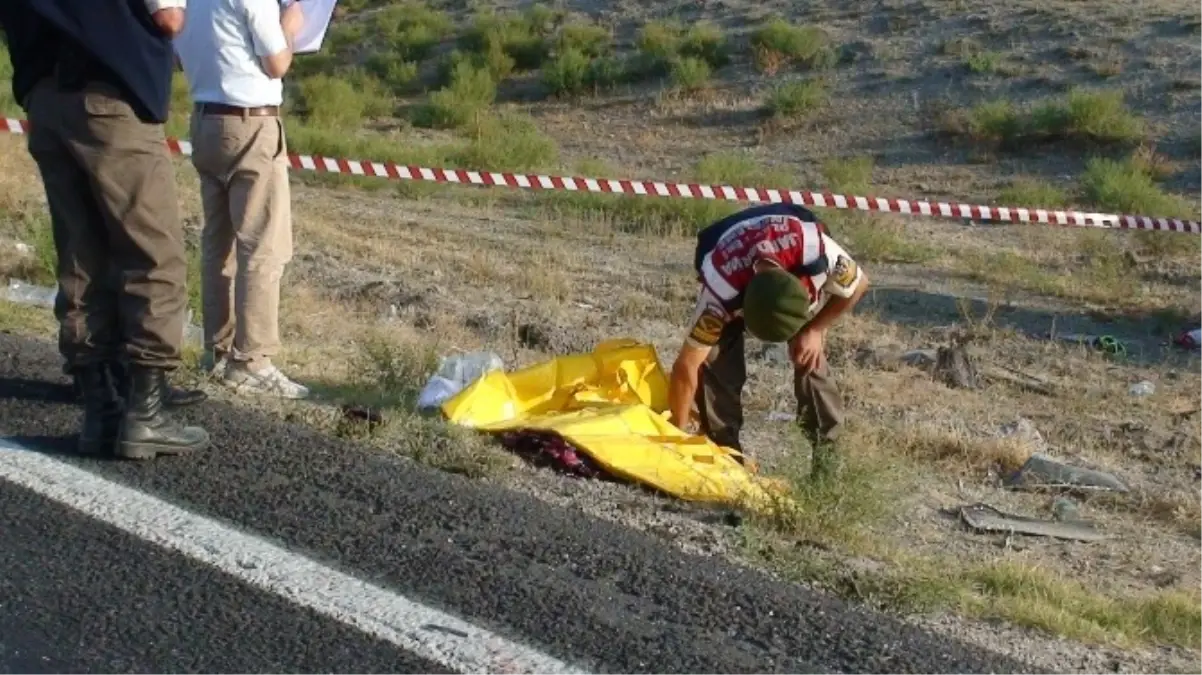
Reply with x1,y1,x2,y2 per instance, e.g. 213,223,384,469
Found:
222,363,310,399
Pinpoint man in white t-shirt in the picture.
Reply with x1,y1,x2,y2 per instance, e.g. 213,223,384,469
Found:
174,0,309,399
667,203,870,481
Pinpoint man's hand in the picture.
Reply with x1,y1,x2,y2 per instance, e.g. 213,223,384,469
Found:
281,1,305,38
150,8,186,37
789,327,825,374
668,343,711,433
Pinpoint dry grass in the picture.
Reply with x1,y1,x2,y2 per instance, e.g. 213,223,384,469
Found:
1,0,1200,666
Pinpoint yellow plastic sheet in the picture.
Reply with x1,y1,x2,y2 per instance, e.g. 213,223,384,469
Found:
441,339,786,508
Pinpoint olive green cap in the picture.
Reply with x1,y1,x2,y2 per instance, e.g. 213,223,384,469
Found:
742,268,811,343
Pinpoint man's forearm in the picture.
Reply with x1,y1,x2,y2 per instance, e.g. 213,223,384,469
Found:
668,367,699,430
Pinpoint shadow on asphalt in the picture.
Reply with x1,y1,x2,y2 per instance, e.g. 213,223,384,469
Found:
0,376,75,405
0,434,78,457
0,376,80,458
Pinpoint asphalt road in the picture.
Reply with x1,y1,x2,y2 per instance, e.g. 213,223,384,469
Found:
0,331,1037,674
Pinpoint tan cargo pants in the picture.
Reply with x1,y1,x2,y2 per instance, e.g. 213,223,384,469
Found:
189,107,293,371
695,318,846,473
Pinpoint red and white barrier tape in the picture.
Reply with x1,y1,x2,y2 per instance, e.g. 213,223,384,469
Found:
3,118,1198,234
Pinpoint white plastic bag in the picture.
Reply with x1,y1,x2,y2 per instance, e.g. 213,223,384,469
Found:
416,351,504,411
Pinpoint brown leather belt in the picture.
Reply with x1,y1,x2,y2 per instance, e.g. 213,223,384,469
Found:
197,102,280,117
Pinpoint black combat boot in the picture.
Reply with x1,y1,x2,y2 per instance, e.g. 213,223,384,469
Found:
90,361,208,408
74,363,123,456
115,365,210,460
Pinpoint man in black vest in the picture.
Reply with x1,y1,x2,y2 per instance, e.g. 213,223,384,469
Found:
0,0,210,459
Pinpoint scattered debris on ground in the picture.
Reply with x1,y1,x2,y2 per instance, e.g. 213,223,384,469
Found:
958,502,1107,542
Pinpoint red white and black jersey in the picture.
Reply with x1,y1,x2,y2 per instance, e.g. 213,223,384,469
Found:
685,213,863,349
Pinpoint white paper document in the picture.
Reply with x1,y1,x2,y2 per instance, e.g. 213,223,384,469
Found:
285,0,339,54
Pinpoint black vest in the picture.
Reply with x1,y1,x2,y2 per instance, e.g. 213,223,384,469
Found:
30,0,175,123
0,2,60,110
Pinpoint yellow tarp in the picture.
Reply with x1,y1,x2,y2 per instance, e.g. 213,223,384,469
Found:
440,338,787,508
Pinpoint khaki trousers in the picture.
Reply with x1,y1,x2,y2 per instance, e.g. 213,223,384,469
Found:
696,318,846,459
189,108,293,371
25,78,189,371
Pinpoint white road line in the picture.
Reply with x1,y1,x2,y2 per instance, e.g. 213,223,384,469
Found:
0,439,586,675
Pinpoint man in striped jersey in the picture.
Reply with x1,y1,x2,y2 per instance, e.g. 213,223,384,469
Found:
668,203,870,481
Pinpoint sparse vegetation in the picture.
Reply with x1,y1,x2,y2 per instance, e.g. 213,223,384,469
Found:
999,179,1071,208
669,56,712,93
750,19,838,74
1081,156,1197,219
413,61,496,129
556,21,612,58
764,79,829,120
296,73,392,128
459,5,560,73
938,88,1147,150
373,2,454,62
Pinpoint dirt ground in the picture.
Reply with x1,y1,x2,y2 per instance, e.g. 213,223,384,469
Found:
1,0,1201,671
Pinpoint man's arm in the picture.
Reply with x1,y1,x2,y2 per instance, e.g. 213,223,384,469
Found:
145,0,186,37
667,296,726,430
788,238,869,371
805,271,869,335
246,0,304,78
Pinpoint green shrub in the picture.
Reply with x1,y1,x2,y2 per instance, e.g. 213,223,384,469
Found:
670,57,711,93
694,152,794,187
1081,157,1196,219
557,22,612,58
634,20,683,76
679,22,730,69
946,89,1146,150
365,53,420,93
636,20,683,61
325,22,365,53
965,100,1024,146
0,42,13,81
373,2,454,61
297,73,392,128
965,51,1002,74
453,112,559,172
584,55,629,90
413,62,496,129
750,19,838,73
998,179,1070,208
822,156,874,193
542,48,592,96
459,9,554,72
437,49,514,87
765,79,829,119
1056,88,1145,145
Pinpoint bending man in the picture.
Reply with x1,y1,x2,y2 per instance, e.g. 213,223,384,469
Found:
668,203,869,481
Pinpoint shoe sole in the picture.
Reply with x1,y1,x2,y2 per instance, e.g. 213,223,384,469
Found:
115,437,211,460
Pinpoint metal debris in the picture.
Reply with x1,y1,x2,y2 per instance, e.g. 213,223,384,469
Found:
1004,453,1129,493
959,502,1107,542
